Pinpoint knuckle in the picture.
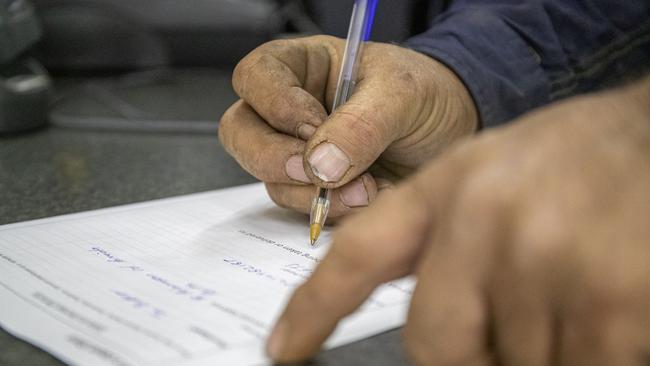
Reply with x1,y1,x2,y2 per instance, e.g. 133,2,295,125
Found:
233,41,291,96
267,89,296,126
217,103,239,154
334,109,386,154
232,55,257,95
303,35,340,54
234,55,270,98
258,38,293,53
311,35,342,60
309,34,337,44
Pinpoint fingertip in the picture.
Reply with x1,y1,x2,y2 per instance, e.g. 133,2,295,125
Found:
338,174,377,208
297,123,317,140
286,155,311,183
265,284,332,363
266,319,287,361
374,177,395,192
362,174,379,202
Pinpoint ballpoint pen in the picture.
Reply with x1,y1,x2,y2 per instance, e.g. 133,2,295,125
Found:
309,0,378,246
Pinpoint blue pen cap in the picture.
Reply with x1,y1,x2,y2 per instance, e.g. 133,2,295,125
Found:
362,0,378,41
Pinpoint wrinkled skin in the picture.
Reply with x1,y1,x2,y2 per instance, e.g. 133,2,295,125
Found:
219,36,477,218
266,78,650,366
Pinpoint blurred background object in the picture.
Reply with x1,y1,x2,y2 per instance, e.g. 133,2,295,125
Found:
0,0,51,133
33,0,285,133
32,0,283,70
33,0,429,70
24,0,429,133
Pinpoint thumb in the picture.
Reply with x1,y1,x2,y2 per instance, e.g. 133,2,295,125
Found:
304,74,418,187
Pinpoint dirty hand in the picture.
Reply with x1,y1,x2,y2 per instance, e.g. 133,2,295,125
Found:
219,35,477,218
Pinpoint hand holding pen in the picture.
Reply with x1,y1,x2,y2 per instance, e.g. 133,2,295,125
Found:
220,4,478,237
309,0,378,245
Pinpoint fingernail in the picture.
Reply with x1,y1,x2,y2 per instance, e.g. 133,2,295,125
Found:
339,179,369,207
297,123,317,140
285,155,310,183
308,143,350,182
266,320,287,360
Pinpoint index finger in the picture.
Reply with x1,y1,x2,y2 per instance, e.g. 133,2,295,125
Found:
232,37,335,138
265,176,436,362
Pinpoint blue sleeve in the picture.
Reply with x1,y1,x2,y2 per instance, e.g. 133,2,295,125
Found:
404,0,650,127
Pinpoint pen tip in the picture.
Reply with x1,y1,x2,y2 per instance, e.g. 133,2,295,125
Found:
310,223,321,246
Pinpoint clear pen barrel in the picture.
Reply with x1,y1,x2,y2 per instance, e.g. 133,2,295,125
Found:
310,189,331,226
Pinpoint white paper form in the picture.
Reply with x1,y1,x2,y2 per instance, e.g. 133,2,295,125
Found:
0,183,414,366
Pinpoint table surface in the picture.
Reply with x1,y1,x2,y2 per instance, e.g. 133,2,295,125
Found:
0,126,409,366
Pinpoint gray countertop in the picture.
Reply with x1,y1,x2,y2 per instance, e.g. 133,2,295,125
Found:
0,126,409,366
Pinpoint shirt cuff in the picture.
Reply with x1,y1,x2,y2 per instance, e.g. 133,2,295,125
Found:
403,7,550,127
